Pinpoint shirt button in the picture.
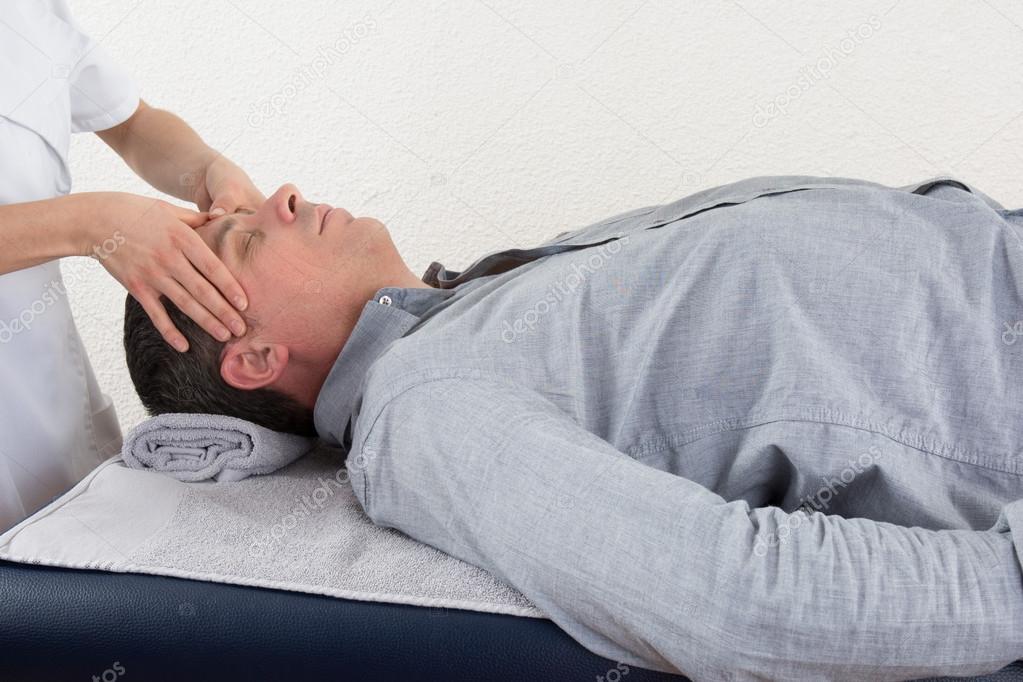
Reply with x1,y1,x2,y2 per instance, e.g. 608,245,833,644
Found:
377,295,393,306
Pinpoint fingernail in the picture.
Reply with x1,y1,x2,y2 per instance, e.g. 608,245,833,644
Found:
217,326,231,341
210,207,226,217
174,337,188,352
234,295,247,310
231,320,245,336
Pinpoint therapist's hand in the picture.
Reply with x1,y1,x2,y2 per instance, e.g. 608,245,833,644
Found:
193,155,264,218
82,192,248,352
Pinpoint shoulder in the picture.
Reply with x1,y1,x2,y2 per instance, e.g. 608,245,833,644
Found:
354,366,551,448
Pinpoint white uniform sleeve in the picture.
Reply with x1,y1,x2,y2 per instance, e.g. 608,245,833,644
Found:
51,0,140,133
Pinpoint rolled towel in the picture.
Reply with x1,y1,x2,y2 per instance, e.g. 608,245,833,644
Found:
121,413,316,482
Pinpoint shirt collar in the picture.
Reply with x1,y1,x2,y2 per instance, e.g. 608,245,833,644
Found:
312,284,455,447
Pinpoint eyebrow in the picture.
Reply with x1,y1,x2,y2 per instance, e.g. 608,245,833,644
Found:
211,209,256,260
213,217,237,259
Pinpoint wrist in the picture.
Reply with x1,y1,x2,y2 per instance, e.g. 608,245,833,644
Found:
67,192,124,257
189,148,220,207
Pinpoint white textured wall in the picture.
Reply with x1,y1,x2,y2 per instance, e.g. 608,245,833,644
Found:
65,0,1023,432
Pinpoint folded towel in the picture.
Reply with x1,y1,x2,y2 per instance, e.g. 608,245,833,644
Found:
121,413,316,482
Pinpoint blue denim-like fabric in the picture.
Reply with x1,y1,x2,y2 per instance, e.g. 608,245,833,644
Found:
313,176,1023,680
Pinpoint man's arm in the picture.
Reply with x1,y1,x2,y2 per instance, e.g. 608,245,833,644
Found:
355,374,1023,681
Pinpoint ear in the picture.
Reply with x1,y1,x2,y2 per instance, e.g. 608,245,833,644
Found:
220,338,290,391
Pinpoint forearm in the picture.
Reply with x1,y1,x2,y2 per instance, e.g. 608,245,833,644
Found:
0,194,104,274
97,100,217,204
360,376,1023,681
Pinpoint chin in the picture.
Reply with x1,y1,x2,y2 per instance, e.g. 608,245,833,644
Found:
350,216,390,244
328,216,393,262
330,215,382,241
351,216,387,233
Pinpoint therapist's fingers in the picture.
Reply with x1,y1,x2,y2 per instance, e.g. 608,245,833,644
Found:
91,193,246,351
137,256,239,350
132,290,190,352
208,189,241,217
178,230,248,324
157,273,235,344
209,186,264,218
202,155,264,217
169,204,210,228
174,250,247,338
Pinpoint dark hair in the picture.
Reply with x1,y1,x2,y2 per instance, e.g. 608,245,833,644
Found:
123,294,316,436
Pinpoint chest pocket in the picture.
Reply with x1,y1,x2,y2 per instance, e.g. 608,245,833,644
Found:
0,108,72,201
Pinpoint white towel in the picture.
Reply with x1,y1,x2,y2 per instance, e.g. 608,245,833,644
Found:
121,412,315,482
0,445,541,618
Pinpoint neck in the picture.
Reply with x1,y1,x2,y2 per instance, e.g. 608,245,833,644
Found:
291,262,430,408
391,263,434,290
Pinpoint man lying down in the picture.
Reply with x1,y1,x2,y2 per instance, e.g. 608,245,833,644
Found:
123,176,1023,681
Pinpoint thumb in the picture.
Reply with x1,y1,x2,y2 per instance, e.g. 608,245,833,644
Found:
208,191,240,218
170,204,209,228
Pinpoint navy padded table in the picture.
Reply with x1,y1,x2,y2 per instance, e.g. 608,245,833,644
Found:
0,559,681,681
2,559,1022,681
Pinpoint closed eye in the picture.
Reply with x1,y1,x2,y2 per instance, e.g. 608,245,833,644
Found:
241,230,263,261
211,208,257,261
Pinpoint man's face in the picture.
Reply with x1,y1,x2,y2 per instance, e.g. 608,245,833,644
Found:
194,183,405,402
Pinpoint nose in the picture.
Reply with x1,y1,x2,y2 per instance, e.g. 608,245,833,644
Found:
265,184,303,225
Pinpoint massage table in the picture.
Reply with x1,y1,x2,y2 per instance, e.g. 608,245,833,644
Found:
2,447,1022,681
0,558,682,681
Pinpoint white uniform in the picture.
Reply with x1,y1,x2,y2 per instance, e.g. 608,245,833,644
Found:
0,0,139,531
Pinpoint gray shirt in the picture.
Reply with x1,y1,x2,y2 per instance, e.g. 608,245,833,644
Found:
313,175,1023,680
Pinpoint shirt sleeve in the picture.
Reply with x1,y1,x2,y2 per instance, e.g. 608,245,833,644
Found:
356,374,1023,680
59,3,140,133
